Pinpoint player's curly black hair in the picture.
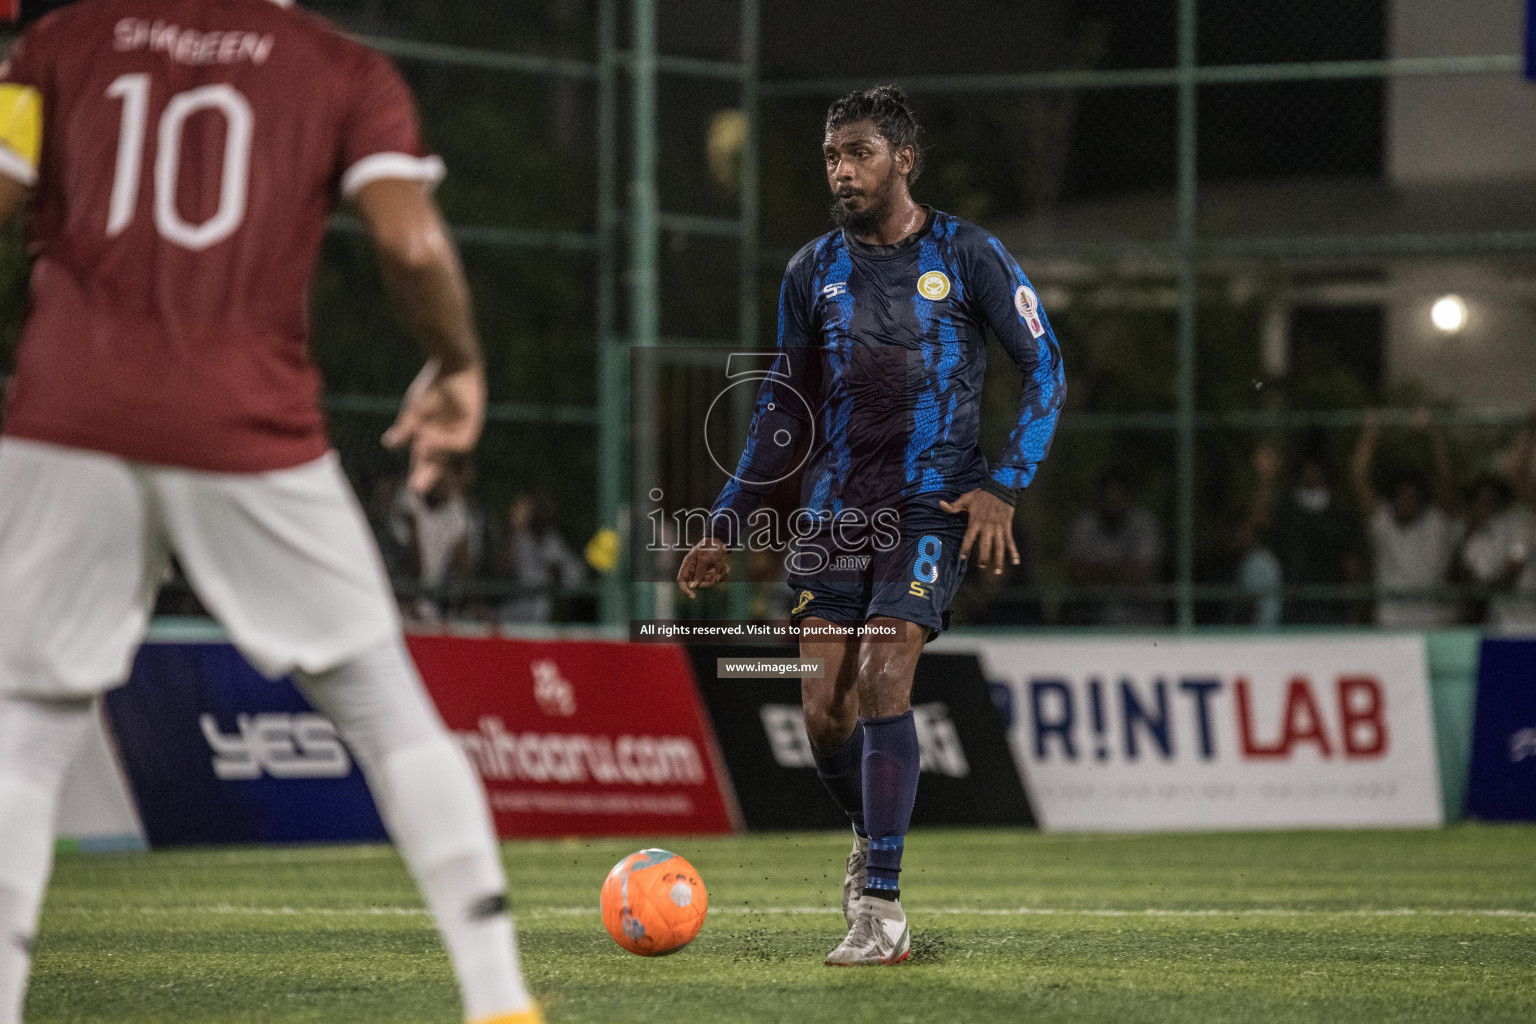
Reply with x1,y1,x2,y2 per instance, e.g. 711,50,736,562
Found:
824,85,924,184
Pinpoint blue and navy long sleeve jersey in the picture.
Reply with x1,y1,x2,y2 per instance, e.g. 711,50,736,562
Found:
710,209,1064,536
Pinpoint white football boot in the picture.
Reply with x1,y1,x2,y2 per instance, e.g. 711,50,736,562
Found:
842,830,870,928
825,894,910,966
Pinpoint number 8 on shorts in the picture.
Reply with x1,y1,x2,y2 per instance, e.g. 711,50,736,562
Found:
912,534,942,584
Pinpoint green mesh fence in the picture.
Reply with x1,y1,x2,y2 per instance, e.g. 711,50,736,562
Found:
3,0,1531,628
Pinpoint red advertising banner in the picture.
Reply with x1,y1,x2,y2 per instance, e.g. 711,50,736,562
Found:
406,636,739,838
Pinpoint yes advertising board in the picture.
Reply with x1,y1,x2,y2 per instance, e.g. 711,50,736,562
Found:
942,635,1442,832
105,643,389,845
107,638,737,845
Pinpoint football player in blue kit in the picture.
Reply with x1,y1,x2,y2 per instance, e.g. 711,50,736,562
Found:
677,86,1064,965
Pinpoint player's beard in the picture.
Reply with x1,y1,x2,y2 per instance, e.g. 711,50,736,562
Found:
830,164,900,235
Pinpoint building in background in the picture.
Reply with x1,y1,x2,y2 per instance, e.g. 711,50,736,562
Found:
1385,0,1536,407
993,0,1536,414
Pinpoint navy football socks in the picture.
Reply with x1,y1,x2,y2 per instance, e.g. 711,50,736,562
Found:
812,720,867,838
861,709,919,901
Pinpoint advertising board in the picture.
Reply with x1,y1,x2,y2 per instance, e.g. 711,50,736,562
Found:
105,643,388,845
105,638,737,844
1465,637,1536,821
408,636,739,837
953,636,1442,831
688,646,1031,830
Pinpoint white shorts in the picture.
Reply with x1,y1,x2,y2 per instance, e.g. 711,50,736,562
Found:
0,439,400,697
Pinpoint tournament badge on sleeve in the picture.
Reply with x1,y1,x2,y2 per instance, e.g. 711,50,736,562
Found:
1014,285,1046,338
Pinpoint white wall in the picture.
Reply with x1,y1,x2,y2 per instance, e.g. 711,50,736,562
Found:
1385,2,1536,405
1388,0,1536,183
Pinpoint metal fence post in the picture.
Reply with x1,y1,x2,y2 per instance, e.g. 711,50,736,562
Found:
729,0,761,623
1175,0,1199,629
630,0,660,622
595,0,627,625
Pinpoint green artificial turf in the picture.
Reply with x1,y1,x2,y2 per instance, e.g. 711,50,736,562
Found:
29,826,1536,1023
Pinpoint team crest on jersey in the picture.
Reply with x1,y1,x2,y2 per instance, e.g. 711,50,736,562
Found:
1014,285,1046,339
917,271,951,301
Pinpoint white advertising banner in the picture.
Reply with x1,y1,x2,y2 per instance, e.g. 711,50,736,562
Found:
954,635,1442,832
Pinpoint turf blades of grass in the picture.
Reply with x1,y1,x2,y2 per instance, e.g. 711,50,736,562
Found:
30,826,1536,1023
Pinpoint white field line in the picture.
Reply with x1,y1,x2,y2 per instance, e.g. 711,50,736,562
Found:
73,832,1175,868
47,904,1536,920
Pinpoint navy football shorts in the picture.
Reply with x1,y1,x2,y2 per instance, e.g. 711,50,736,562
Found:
786,501,968,640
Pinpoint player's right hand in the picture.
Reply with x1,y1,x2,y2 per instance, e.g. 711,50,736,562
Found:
941,488,1019,576
677,537,731,598
383,358,487,493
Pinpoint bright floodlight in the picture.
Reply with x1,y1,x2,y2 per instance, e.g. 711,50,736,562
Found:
1431,295,1468,333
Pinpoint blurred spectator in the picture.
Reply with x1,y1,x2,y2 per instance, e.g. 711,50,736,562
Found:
497,493,586,625
1470,414,1536,631
1351,409,1461,628
1496,409,1536,498
390,456,485,626
365,470,408,577
1229,517,1282,628
1248,444,1365,624
1066,474,1165,626
151,558,210,618
1453,475,1519,625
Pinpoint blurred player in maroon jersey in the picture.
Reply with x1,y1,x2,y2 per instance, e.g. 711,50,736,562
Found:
0,2,541,1022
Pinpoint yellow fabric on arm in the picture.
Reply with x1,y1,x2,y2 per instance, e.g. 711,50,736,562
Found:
0,83,41,169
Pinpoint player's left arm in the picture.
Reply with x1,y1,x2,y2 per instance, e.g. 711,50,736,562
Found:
940,234,1066,574
336,44,480,494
